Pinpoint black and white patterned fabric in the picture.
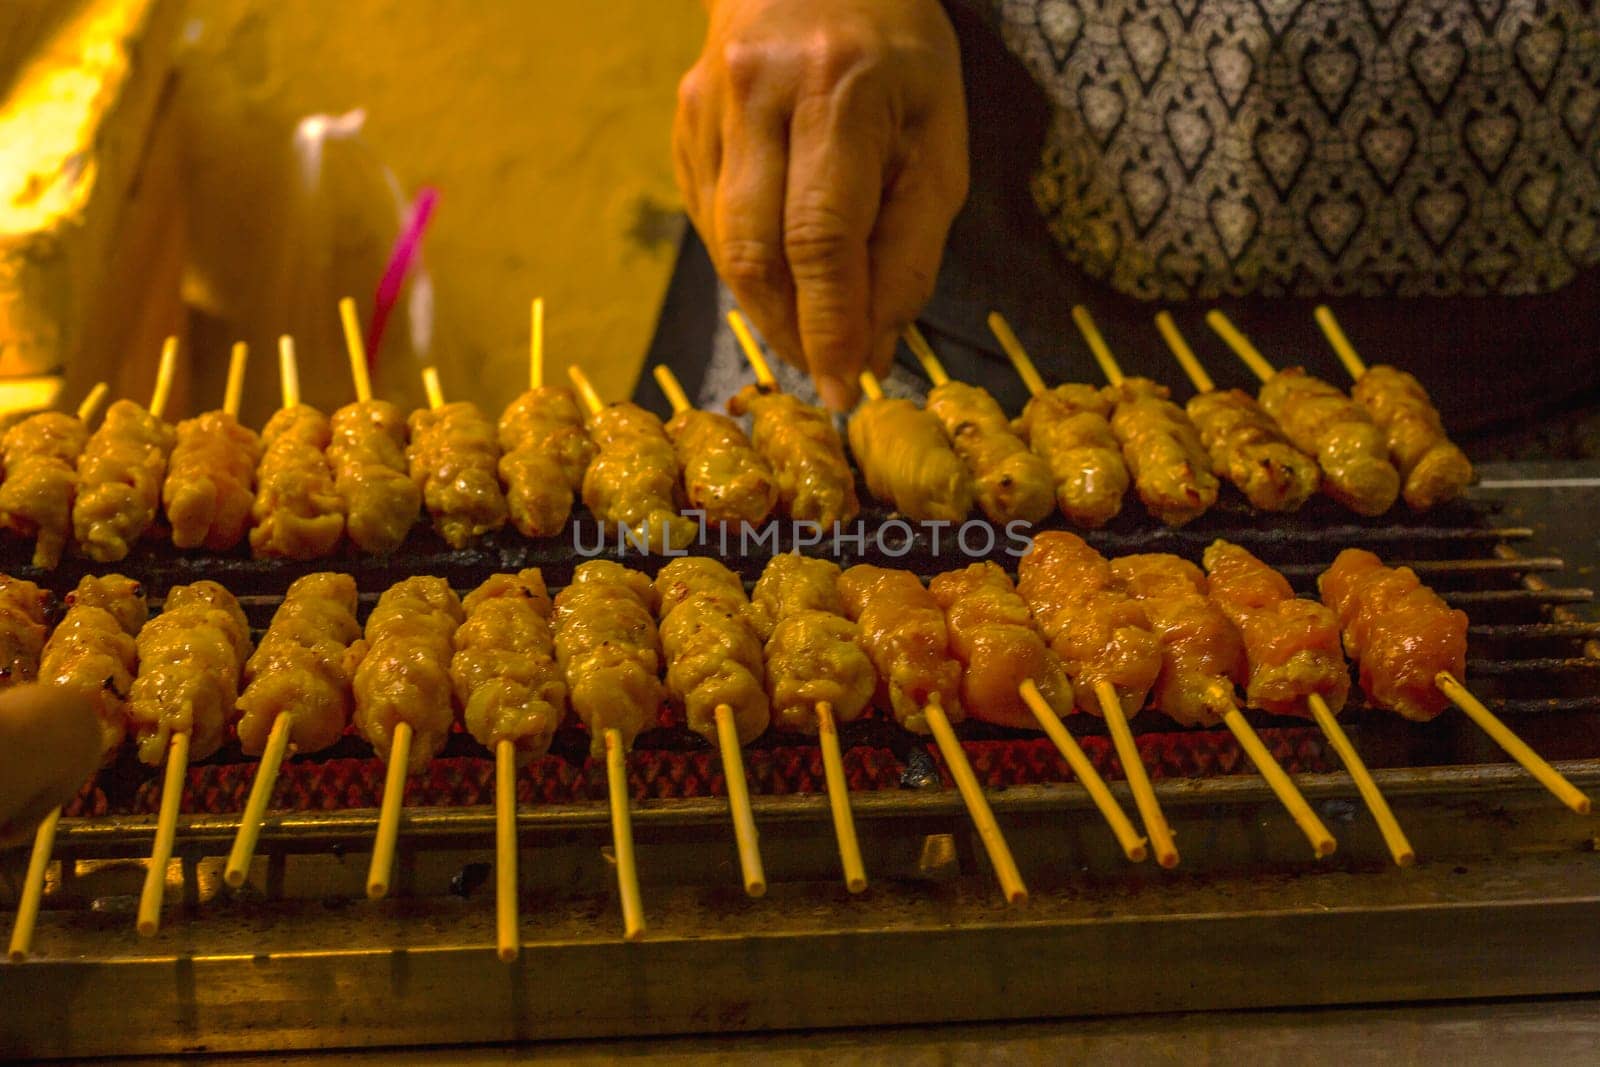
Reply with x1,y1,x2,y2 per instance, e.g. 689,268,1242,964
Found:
993,0,1600,297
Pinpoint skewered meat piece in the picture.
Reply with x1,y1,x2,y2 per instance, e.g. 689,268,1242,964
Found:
929,561,1073,729
0,412,89,568
653,557,770,744
1258,368,1400,516
553,560,664,755
39,574,146,761
497,387,597,539
407,402,509,548
251,405,346,559
664,408,778,527
582,403,697,553
1201,540,1350,717
1106,378,1219,527
72,400,176,562
1111,554,1247,728
0,575,50,687
1350,366,1474,510
452,569,567,766
163,412,262,551
353,576,464,773
1185,390,1319,512
727,385,859,528
128,581,252,765
752,554,874,732
237,572,365,757
328,400,422,555
837,564,964,733
847,397,974,523
924,381,1054,525
1012,383,1128,528
1015,532,1162,717
1318,548,1467,722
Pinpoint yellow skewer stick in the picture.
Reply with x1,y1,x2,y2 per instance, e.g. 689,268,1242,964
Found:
223,711,296,888
149,336,178,419
652,364,692,415
1070,305,1125,387
987,311,1047,397
340,297,373,404
1154,312,1215,394
76,381,110,425
567,365,605,417
421,366,445,412
714,703,767,898
223,343,249,419
1436,672,1592,815
1019,681,1148,863
903,324,949,386
137,730,191,936
858,371,885,402
494,739,521,962
1308,694,1414,866
728,309,778,388
1219,697,1336,858
924,697,1028,903
605,728,646,940
530,297,545,392
1094,680,1179,868
817,701,868,893
278,336,302,409
1314,305,1369,382
7,808,61,961
1205,311,1277,384
366,721,412,899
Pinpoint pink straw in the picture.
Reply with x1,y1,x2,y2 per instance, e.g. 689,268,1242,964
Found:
366,185,439,364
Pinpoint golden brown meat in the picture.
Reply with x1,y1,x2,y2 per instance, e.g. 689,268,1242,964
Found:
72,400,176,562
929,562,1073,729
837,564,964,733
1350,366,1474,511
497,387,596,539
727,385,859,528
163,412,262,551
582,403,697,553
407,401,509,548
924,381,1053,524
328,400,422,555
452,570,567,766
553,559,665,754
251,405,346,559
237,572,365,757
1318,548,1467,722
1015,532,1162,717
0,575,50,687
748,552,846,641
752,554,874,732
1107,378,1219,527
1111,554,1247,728
128,581,252,764
1258,368,1400,516
353,576,464,773
39,574,146,761
1186,389,1319,512
1202,540,1350,718
653,557,769,744
1012,383,1128,528
664,408,778,527
847,397,973,523
0,412,89,568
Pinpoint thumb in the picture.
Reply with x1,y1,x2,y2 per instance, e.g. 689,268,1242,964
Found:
0,684,100,847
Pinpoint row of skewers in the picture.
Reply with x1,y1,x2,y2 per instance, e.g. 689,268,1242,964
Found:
0,299,1473,573
5,529,1588,961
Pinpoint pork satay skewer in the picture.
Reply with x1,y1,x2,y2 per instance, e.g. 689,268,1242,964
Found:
653,365,778,529
0,381,108,568
1313,306,1474,510
1206,311,1400,516
903,325,1054,525
250,337,346,559
1155,312,1320,512
987,311,1129,528
331,298,422,555
1071,305,1219,526
162,342,261,551
850,371,974,522
408,366,508,548
1320,549,1590,815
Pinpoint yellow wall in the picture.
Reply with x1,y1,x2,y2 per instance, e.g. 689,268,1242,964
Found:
175,0,704,422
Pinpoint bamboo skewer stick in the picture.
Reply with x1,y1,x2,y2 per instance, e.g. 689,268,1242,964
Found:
903,324,949,386
652,364,692,415
1313,305,1369,382
223,711,295,888
1436,672,1591,815
7,809,61,961
1094,681,1179,868
137,730,191,936
728,309,778,388
567,364,605,416
987,312,1048,397
1070,305,1125,387
494,738,520,961
421,366,446,412
76,381,110,425
858,371,885,402
149,336,179,420
530,297,545,392
223,343,248,419
1219,697,1336,857
1307,694,1415,866
1019,681,1148,863
1204,311,1277,385
715,704,767,897
924,698,1028,904
366,722,412,899
605,728,646,940
1154,312,1215,394
817,701,868,893
340,297,374,404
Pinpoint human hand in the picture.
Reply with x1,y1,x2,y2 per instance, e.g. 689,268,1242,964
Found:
675,0,968,410
0,684,100,848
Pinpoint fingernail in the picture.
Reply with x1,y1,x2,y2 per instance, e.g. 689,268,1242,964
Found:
817,374,854,413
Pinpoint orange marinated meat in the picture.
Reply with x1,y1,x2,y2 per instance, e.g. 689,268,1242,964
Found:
1111,554,1246,728
837,564,964,734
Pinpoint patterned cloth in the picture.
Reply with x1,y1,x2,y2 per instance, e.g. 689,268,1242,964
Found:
993,0,1600,298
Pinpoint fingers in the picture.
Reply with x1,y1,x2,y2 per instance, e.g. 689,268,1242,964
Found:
0,684,99,848
672,64,722,265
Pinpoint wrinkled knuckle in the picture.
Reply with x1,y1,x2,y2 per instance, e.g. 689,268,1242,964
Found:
718,239,784,291
801,30,871,86
721,41,766,99
676,67,707,114
785,214,854,276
